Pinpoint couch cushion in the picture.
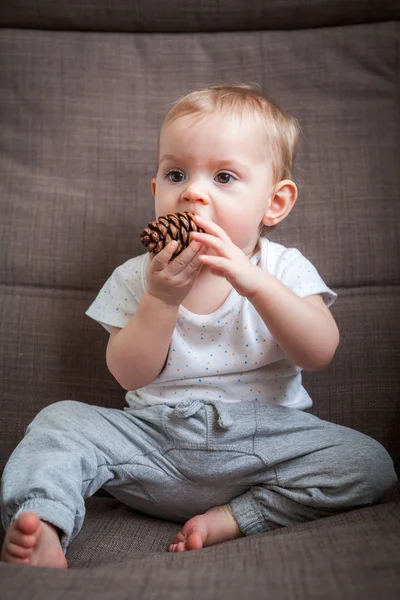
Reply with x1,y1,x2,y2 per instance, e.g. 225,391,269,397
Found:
0,23,398,291
0,498,399,597
65,496,182,568
1,0,399,32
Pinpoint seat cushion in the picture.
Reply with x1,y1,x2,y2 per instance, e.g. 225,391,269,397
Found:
1,0,399,32
0,498,399,598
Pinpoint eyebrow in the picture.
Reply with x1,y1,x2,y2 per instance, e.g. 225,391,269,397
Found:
159,154,250,174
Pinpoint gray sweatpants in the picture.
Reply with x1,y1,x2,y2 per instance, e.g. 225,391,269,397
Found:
1,398,397,552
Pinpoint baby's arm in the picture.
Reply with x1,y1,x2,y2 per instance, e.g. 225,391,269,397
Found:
249,273,339,371
106,238,205,391
106,292,179,391
189,216,339,372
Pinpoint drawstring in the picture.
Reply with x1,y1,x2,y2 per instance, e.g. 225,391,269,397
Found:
174,398,233,430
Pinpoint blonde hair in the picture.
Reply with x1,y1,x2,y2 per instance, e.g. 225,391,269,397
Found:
160,83,300,185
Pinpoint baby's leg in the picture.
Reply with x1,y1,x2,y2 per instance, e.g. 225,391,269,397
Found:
168,402,397,551
1,400,142,566
228,407,398,537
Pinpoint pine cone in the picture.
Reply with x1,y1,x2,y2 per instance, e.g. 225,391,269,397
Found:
140,212,204,258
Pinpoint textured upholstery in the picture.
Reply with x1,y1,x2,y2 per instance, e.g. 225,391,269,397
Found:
0,1,399,597
1,498,400,598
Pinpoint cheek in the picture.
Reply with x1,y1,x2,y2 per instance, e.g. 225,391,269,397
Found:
154,181,175,213
218,210,255,244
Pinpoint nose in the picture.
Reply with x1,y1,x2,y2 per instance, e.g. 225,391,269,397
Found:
181,181,209,206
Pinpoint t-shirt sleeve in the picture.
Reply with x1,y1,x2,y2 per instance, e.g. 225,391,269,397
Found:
277,248,337,308
85,257,145,334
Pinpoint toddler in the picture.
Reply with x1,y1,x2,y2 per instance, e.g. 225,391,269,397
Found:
1,84,397,568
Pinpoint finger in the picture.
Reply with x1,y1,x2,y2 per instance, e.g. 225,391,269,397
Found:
189,231,231,258
167,240,205,275
149,240,179,271
191,215,232,243
199,254,228,269
199,254,231,276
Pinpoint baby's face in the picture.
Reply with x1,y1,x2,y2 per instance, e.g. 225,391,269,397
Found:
151,110,275,256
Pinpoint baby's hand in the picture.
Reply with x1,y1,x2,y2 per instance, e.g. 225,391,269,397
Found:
189,215,261,298
146,239,205,307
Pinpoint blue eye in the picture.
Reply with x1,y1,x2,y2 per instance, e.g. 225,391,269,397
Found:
167,170,185,183
216,172,234,184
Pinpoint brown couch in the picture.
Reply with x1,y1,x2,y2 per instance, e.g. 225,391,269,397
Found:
1,1,399,598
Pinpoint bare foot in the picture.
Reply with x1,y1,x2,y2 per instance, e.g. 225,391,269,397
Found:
169,504,244,552
1,512,67,568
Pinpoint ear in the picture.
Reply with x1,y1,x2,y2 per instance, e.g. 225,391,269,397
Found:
151,178,156,198
262,180,298,227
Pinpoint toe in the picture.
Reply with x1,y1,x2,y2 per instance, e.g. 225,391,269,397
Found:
16,512,41,536
6,542,33,559
176,542,187,552
10,530,36,548
171,531,187,545
3,551,30,565
186,530,206,550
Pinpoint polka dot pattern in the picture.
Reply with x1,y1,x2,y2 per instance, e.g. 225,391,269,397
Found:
85,238,337,411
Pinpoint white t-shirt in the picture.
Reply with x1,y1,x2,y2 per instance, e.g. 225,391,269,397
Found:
85,237,337,411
